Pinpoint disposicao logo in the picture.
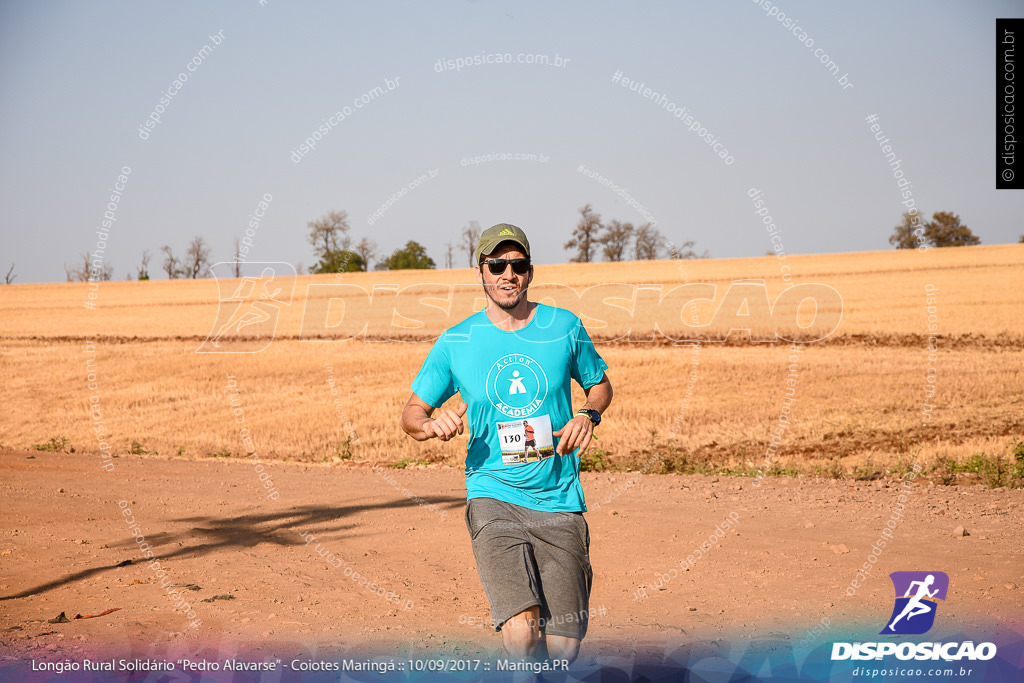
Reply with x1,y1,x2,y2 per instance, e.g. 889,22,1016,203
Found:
881,571,948,635
831,571,997,662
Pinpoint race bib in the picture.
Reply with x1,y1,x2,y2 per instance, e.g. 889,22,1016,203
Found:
497,414,554,465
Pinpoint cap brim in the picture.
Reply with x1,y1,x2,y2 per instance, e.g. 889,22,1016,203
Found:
475,238,529,264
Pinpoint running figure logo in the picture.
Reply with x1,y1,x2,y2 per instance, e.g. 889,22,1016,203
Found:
880,571,949,635
197,262,296,354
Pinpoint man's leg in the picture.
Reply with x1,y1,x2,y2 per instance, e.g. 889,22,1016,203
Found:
465,499,545,657
501,606,541,659
544,634,581,663
526,510,592,663
465,499,591,664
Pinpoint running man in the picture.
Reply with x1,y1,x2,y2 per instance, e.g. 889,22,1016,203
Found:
522,420,539,461
401,223,612,664
888,574,939,631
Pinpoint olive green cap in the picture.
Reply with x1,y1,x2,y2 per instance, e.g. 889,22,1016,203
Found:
474,223,531,265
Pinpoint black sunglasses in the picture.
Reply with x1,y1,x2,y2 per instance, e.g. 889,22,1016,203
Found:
481,258,531,275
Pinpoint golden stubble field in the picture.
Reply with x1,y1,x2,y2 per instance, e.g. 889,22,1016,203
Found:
1,245,1022,481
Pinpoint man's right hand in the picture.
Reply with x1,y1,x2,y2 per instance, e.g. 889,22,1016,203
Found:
423,402,468,441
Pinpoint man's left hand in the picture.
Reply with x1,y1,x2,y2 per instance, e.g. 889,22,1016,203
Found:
553,415,595,456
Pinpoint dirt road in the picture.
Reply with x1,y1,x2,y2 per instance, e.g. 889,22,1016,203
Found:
1,450,1021,672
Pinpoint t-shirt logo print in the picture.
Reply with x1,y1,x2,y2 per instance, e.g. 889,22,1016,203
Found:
508,371,527,395
486,354,548,418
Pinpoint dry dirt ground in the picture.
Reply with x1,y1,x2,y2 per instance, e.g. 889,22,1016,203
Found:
1,450,1022,673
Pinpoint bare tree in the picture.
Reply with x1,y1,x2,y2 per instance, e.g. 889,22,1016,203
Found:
232,238,243,277
308,210,351,262
136,250,151,280
4,263,15,284
634,223,663,260
354,237,377,272
461,221,481,266
185,236,212,278
160,245,184,279
564,204,602,263
65,253,90,282
65,252,112,282
601,220,634,262
666,238,701,260
444,241,454,269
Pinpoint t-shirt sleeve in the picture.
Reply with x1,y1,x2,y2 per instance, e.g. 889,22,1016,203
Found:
410,338,457,408
569,317,609,389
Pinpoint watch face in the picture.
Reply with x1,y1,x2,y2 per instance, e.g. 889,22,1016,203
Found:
580,409,600,425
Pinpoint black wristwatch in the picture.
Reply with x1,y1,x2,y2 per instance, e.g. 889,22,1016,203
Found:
576,408,601,426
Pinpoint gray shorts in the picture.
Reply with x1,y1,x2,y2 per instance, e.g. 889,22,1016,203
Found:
464,497,593,640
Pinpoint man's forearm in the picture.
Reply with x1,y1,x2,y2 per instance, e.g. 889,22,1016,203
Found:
401,405,433,441
581,377,613,415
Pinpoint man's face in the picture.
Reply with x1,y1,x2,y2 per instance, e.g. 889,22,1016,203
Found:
476,243,533,311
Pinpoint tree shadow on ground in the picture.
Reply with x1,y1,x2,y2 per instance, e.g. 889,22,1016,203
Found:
1,494,464,602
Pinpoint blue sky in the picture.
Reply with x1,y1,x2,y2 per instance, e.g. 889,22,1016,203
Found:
1,1,1020,282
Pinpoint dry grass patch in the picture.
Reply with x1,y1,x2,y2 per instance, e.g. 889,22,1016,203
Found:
2,245,1020,484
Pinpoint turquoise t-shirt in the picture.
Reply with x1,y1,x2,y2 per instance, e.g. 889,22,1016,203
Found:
411,303,608,512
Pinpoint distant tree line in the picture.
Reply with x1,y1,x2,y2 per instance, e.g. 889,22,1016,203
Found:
57,202,712,282
63,236,214,282
39,201,1023,284
889,211,981,249
159,237,212,279
305,209,435,273
563,204,706,263
305,204,708,274
64,252,114,282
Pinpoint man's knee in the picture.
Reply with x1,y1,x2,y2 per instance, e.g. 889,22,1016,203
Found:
502,607,541,656
545,634,581,663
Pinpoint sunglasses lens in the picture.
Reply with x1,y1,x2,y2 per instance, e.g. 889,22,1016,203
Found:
485,259,530,275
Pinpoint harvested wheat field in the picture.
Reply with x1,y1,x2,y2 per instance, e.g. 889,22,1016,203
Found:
1,246,1023,680
2,245,1022,478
